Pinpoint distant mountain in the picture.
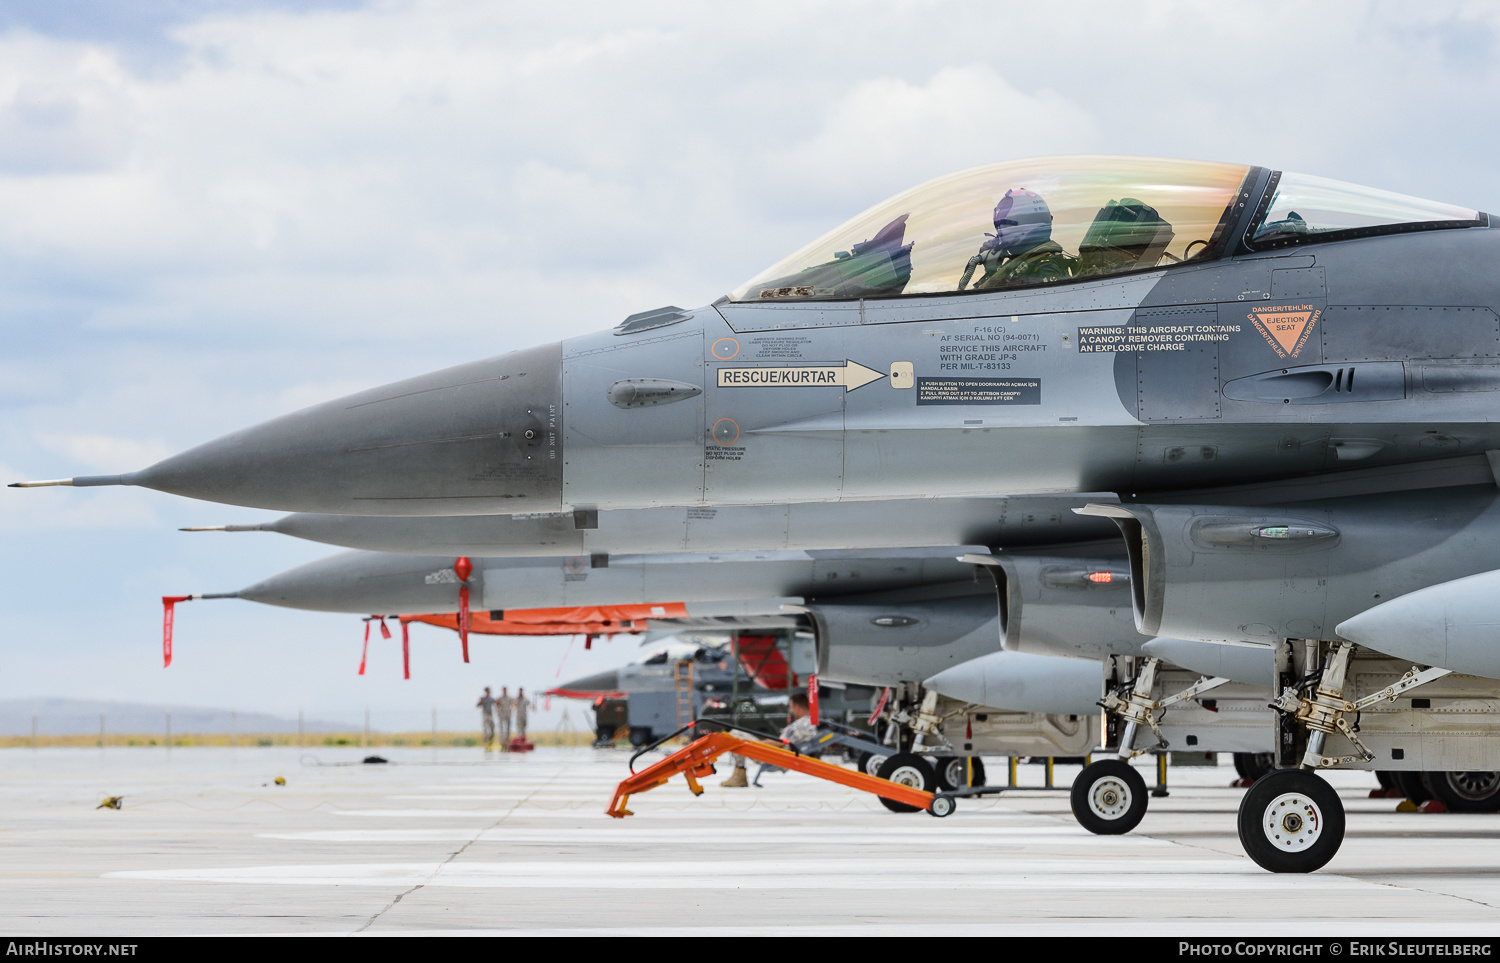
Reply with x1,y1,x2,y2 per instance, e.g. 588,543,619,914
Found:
0,698,348,735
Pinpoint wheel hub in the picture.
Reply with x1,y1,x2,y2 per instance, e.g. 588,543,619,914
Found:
1448,771,1500,801
1264,793,1323,850
1089,776,1132,820
889,766,925,789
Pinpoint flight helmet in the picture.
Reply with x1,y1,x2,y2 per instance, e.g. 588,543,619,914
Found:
992,188,1053,255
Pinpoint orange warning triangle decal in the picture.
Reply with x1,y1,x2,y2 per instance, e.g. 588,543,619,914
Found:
1248,304,1321,359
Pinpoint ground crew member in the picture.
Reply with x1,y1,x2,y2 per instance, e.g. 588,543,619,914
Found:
514,688,529,742
722,693,819,787
477,687,496,751
496,687,513,749
780,693,817,747
721,753,749,788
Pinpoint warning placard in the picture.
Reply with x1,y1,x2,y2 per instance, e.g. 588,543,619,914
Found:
1077,324,1240,353
916,377,1040,406
1248,304,1320,359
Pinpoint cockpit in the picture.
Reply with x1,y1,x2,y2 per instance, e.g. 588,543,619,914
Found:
727,156,1485,302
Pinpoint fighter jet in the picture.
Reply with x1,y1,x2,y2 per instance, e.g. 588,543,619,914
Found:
23,155,1500,871
549,637,745,746
17,156,1494,516
178,495,1114,557
174,539,1262,822
188,544,1004,682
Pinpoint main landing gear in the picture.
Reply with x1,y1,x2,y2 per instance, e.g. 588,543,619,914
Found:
1071,656,1230,835
1238,639,1453,873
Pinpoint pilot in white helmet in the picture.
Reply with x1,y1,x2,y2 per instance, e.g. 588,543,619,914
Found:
959,188,1076,290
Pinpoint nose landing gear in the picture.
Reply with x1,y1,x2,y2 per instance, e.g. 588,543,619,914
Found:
1070,758,1148,834
1072,656,1230,835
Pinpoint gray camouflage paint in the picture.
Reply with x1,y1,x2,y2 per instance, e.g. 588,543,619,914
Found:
27,165,1500,669
205,495,1118,557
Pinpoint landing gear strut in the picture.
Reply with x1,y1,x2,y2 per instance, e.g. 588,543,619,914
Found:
1071,656,1230,835
1239,639,1453,873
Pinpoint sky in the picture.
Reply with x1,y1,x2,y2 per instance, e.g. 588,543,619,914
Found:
3,0,1500,729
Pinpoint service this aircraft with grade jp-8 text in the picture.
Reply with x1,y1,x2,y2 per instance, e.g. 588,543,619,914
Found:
22,154,1500,872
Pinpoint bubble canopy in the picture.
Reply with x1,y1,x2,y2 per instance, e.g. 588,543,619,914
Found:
1247,171,1483,249
729,156,1254,303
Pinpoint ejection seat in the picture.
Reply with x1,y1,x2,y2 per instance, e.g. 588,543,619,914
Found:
1075,198,1175,276
752,213,914,299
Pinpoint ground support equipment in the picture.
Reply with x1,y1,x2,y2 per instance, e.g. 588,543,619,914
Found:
606,727,952,818
750,721,888,786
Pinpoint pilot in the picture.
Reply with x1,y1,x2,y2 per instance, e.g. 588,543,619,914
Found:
958,188,1076,290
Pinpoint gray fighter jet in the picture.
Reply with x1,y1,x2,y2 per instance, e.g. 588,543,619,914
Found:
24,155,1500,871
180,539,1256,820
179,495,1114,557
18,156,1494,517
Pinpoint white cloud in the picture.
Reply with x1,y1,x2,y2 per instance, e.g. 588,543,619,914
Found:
0,463,161,530
33,432,173,471
767,65,1098,213
0,43,132,174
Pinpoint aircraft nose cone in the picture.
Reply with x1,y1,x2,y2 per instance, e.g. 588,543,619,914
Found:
237,551,470,613
556,669,622,695
134,343,564,515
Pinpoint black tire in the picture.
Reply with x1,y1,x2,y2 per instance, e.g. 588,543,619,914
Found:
1070,759,1148,835
875,753,938,814
1233,752,1275,782
857,750,890,777
1237,769,1345,873
1375,770,1396,791
1392,770,1432,804
1427,771,1500,813
934,755,987,790
927,794,956,818
627,726,654,747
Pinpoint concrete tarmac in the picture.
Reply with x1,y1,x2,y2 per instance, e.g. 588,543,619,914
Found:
1,746,1498,936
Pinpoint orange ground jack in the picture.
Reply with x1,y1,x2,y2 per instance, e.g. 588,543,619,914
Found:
606,730,950,818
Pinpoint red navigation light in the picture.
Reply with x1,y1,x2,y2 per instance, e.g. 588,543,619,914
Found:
1087,571,1113,583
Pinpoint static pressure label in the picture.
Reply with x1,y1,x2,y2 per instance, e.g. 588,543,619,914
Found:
916,377,1040,405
